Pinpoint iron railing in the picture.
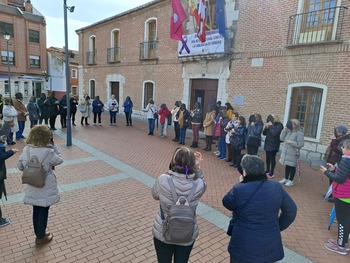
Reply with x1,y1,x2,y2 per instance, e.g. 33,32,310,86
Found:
287,6,347,45
139,41,158,60
107,47,121,63
86,50,97,65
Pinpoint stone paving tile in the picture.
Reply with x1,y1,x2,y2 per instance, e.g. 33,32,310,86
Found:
0,115,349,262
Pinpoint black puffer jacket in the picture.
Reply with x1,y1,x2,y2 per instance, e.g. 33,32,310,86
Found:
263,122,283,152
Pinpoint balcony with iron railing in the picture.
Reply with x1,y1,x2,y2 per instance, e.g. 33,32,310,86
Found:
287,6,347,46
86,50,97,65
139,41,158,60
107,47,121,63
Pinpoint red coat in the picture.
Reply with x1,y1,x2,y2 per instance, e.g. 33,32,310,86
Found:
158,108,170,124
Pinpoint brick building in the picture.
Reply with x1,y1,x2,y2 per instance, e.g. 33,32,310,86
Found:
0,0,48,102
76,0,350,157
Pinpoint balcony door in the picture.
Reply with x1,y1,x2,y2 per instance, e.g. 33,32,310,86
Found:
147,20,157,59
299,0,338,43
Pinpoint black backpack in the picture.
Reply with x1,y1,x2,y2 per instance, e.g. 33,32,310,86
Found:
161,177,198,243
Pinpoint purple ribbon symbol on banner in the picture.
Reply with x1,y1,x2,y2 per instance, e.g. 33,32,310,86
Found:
179,36,190,55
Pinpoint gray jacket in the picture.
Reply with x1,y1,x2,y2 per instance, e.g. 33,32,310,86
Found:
152,170,206,244
17,145,64,207
279,128,305,167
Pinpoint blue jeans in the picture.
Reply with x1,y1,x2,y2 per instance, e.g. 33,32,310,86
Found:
33,206,50,239
16,121,25,140
219,136,226,158
180,127,187,143
148,118,155,133
110,111,117,124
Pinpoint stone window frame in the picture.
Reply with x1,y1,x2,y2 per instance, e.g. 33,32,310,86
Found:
142,80,155,110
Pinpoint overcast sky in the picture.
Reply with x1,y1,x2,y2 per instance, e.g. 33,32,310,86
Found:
30,0,153,50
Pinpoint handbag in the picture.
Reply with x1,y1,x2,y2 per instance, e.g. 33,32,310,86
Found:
5,120,14,127
247,136,260,147
227,181,265,236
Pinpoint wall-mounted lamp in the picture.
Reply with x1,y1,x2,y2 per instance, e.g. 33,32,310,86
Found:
67,6,75,12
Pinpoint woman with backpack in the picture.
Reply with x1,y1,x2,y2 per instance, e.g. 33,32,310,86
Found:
17,125,64,246
152,147,206,263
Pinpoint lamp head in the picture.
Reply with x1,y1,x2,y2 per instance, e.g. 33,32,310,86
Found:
3,31,10,41
67,6,75,12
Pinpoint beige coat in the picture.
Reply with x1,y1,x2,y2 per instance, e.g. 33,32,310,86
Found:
152,170,206,244
203,110,216,136
17,145,64,207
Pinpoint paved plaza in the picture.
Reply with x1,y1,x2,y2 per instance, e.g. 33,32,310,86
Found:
0,114,349,263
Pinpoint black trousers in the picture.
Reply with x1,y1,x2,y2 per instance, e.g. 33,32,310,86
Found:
232,147,242,166
125,112,132,125
335,198,350,247
71,111,77,124
60,113,67,128
33,206,50,239
49,115,57,129
153,237,194,263
174,122,180,140
285,165,296,181
265,151,278,175
93,112,102,124
247,145,259,155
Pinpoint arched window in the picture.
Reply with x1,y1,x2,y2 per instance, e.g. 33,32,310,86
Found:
90,79,96,99
87,36,96,64
108,29,120,63
141,18,158,59
143,81,154,109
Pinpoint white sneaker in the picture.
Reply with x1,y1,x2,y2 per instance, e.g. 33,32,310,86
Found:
279,178,288,184
285,180,294,187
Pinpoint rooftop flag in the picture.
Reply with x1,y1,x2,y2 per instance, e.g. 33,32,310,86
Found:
170,0,187,41
197,0,206,42
189,0,199,26
216,0,226,38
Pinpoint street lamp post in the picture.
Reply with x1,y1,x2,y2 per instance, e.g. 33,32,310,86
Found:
3,31,11,98
63,0,75,147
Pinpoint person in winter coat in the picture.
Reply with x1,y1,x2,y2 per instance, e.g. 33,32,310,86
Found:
279,119,305,187
92,96,104,126
246,114,263,155
263,114,284,178
70,93,79,126
17,125,64,246
2,98,18,145
223,154,297,263
176,103,191,145
158,103,171,138
225,112,239,164
123,96,133,126
107,94,119,126
59,95,68,128
0,132,19,228
152,147,206,263
79,94,91,126
13,92,28,140
37,93,50,125
320,138,350,255
27,96,40,128
47,91,59,130
230,116,247,168
217,109,230,160
190,102,203,148
202,104,216,151
171,101,181,142
145,99,158,135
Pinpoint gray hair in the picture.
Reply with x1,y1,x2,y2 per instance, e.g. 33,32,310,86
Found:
343,139,350,149
241,155,265,176
336,124,348,135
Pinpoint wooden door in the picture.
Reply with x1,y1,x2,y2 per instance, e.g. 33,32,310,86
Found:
148,21,156,59
110,82,120,103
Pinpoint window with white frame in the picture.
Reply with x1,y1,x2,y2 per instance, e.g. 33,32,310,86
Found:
141,19,158,60
289,0,345,45
108,29,120,63
29,55,40,68
71,86,78,94
4,80,9,95
1,51,15,65
71,69,77,78
285,84,327,140
24,82,29,96
14,81,20,94
143,81,154,109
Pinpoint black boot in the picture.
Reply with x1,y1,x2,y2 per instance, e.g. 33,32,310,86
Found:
190,141,195,148
192,141,198,148
85,118,90,125
81,117,84,125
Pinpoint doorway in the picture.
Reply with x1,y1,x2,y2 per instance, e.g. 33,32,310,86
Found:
110,82,120,103
190,79,218,114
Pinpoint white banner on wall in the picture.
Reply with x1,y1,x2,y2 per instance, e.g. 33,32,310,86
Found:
177,29,225,57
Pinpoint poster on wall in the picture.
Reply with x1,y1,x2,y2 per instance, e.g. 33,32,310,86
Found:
178,29,225,57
